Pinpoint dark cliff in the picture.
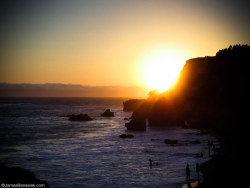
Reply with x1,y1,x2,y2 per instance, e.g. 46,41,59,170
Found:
147,45,249,133
129,44,250,187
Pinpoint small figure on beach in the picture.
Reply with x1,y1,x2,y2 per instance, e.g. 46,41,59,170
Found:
186,163,191,181
211,140,214,146
149,159,153,168
208,139,215,157
208,140,211,157
196,163,200,180
212,144,215,156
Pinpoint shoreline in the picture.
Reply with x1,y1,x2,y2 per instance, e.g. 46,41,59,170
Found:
0,163,50,188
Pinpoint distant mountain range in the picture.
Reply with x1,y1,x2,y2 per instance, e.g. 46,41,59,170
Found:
0,83,147,98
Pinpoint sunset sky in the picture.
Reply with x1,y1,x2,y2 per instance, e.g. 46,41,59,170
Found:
1,0,249,92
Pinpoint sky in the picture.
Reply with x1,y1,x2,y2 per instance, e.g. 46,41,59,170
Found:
0,0,249,91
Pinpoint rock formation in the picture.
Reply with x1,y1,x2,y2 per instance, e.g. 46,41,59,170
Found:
0,163,50,187
101,109,114,117
119,134,134,138
68,114,93,121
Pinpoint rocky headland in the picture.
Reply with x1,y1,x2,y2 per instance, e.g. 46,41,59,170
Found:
124,44,249,187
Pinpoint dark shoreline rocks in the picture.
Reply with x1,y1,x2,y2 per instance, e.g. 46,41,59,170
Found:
124,101,151,131
0,163,50,187
125,119,146,131
67,114,93,121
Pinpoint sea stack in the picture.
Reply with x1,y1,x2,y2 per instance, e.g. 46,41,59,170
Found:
101,109,114,117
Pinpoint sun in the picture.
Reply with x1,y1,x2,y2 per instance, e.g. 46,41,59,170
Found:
138,46,186,93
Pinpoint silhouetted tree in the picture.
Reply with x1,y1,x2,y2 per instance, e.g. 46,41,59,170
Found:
216,44,250,57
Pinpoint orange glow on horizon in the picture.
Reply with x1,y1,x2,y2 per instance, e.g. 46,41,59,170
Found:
1,0,248,96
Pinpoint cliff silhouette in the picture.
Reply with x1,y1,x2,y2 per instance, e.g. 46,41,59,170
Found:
127,44,249,187
128,44,249,132
152,45,249,132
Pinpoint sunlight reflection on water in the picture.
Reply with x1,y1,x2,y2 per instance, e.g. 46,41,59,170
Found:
0,98,217,188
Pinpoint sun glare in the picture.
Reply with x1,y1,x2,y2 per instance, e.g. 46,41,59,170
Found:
138,47,186,93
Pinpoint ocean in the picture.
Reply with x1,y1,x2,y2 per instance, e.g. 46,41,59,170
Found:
0,98,216,188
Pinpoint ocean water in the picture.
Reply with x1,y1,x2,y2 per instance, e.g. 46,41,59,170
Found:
0,98,217,188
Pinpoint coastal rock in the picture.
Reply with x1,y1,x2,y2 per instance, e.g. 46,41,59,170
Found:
124,101,151,131
125,118,146,131
119,134,134,138
0,163,50,187
101,109,114,117
68,114,93,121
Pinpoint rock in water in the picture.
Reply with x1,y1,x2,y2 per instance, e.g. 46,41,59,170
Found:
119,134,134,138
68,114,93,121
101,109,114,117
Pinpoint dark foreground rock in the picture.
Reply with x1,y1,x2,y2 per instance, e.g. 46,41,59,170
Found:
119,134,134,138
101,109,114,117
0,163,50,187
124,101,151,131
68,114,93,121
125,119,146,131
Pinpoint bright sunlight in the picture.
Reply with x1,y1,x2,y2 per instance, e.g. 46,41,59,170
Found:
138,46,187,93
